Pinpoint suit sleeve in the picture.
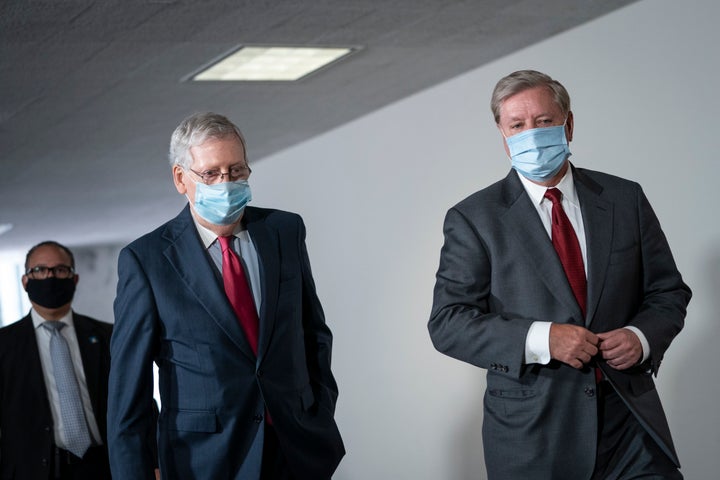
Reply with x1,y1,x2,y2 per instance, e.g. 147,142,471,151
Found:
297,217,339,412
107,246,159,479
428,207,532,378
628,186,691,373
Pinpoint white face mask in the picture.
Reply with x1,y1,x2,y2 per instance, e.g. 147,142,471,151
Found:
187,176,252,225
505,124,571,182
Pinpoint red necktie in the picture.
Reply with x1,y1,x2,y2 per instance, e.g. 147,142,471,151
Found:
217,235,259,355
544,188,587,316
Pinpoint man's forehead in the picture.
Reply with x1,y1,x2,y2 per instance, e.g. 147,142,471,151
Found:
29,246,70,264
499,88,561,119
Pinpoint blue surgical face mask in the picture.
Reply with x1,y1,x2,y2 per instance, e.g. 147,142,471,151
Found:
188,177,252,225
505,123,571,182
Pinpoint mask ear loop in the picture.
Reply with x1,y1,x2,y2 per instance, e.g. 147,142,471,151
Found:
182,168,197,205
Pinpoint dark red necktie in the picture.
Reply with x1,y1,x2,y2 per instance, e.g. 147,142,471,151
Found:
544,188,587,315
217,235,259,355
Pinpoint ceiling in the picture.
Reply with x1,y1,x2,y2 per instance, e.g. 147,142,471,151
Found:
0,0,637,251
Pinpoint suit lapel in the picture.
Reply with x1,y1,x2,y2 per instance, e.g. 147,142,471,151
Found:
245,208,279,360
573,169,613,330
499,171,585,322
20,316,55,416
74,315,102,411
162,206,257,360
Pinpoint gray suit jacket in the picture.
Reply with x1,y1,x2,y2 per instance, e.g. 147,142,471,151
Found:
428,165,690,479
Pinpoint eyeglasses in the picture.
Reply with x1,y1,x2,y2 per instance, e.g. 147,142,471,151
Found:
188,165,252,185
25,265,75,279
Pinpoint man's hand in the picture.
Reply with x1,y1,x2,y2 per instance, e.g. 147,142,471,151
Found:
549,324,599,369
597,328,642,370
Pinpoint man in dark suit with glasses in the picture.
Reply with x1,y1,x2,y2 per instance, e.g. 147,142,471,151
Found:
0,241,115,480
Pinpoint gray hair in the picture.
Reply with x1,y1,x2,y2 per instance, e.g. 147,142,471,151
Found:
168,112,247,168
490,70,571,124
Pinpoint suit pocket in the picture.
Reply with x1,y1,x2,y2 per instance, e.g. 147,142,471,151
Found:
164,409,218,433
609,244,639,265
487,388,536,399
487,388,537,416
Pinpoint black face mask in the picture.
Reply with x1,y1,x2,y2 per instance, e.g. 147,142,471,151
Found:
25,278,76,309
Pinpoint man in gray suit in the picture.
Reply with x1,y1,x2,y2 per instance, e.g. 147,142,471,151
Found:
428,70,690,479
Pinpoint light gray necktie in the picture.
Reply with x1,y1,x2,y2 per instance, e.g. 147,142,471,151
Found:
43,321,92,458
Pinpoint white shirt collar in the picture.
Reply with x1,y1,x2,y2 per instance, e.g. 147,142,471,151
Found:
31,308,74,330
189,212,245,249
516,165,579,207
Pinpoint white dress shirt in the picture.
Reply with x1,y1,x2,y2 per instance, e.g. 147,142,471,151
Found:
191,217,262,315
32,309,103,448
517,168,650,365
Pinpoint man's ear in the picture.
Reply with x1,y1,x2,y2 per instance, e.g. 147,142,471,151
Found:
565,111,574,143
173,165,187,195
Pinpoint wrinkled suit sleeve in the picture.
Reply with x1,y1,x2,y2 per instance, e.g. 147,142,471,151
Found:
107,246,159,480
428,207,532,378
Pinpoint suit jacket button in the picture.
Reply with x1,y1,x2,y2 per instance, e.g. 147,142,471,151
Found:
253,414,263,424
584,386,595,397
502,366,509,373
41,458,49,466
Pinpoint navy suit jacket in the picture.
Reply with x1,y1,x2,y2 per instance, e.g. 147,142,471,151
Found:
0,313,113,480
429,166,691,479
108,205,344,479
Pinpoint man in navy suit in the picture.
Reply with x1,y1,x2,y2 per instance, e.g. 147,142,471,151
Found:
108,112,344,479
0,241,114,479
428,70,690,479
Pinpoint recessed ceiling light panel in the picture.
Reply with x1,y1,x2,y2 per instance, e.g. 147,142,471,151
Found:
191,46,356,82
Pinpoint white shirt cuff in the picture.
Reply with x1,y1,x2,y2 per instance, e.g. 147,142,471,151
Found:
525,321,552,364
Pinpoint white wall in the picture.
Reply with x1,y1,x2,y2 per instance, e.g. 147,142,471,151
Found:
244,0,720,478
71,244,123,322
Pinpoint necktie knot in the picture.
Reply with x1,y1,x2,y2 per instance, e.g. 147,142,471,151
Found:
217,235,233,253
43,320,66,332
544,187,562,204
